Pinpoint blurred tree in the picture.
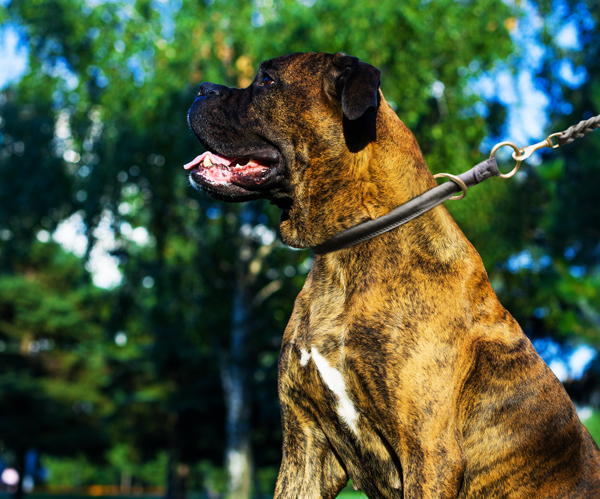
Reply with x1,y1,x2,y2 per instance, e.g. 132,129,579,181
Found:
0,241,111,499
503,0,600,410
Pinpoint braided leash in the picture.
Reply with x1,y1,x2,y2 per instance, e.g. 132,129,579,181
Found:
556,114,600,146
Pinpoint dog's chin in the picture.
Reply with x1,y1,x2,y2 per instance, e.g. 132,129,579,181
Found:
189,170,274,202
278,211,316,250
278,217,301,247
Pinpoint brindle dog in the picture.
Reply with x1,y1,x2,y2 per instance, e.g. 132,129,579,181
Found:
185,52,600,499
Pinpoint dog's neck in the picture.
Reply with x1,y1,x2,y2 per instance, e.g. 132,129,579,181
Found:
356,101,437,217
280,95,468,268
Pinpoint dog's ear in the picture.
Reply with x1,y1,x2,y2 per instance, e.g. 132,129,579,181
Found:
326,52,381,120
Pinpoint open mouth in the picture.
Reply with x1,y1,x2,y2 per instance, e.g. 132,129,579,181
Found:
184,150,284,200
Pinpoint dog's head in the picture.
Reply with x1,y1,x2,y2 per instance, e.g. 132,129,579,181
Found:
186,52,390,248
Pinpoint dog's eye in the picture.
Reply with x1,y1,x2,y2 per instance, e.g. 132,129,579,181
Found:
259,75,275,87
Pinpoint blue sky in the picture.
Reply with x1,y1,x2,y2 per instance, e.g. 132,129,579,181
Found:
0,23,27,88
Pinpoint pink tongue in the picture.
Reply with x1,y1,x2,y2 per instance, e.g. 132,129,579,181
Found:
184,151,270,186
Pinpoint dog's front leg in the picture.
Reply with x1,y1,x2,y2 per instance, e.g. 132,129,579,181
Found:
274,407,348,499
399,431,466,499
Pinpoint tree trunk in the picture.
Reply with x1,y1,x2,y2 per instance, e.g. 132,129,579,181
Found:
120,470,132,493
13,448,26,499
221,205,254,499
165,412,187,499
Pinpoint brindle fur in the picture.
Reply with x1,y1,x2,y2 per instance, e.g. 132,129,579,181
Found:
187,52,600,498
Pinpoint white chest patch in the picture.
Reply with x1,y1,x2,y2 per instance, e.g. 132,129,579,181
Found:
310,348,359,434
300,348,311,366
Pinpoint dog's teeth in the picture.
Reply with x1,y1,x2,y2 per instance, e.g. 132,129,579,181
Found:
203,155,212,167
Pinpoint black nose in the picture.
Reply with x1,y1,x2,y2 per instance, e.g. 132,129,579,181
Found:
198,82,228,97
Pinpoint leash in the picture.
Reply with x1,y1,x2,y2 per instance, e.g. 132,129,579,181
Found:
312,114,600,255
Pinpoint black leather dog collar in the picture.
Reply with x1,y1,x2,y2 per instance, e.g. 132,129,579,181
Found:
311,157,500,255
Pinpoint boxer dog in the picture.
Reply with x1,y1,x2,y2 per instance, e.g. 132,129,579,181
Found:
185,52,600,498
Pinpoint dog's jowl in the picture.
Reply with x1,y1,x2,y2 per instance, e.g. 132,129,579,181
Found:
185,52,600,499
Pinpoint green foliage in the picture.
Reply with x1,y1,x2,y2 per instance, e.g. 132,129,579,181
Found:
45,452,168,488
0,242,111,462
475,2,600,352
583,410,600,445
500,0,600,403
